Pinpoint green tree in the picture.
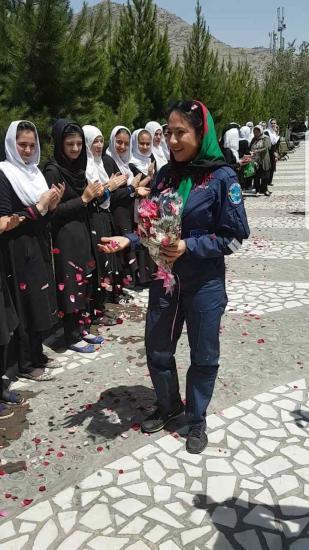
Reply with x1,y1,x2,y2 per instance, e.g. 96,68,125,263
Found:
181,0,224,122
106,0,176,125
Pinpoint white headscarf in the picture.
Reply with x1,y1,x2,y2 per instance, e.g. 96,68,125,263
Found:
130,129,153,176
253,125,264,138
145,121,169,171
223,127,240,162
106,125,134,185
83,124,110,209
266,119,280,145
240,125,251,144
0,120,48,207
246,121,254,141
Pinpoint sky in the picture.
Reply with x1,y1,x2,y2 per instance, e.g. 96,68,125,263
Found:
70,0,309,49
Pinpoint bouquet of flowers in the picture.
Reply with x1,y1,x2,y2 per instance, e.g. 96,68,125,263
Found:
137,188,183,294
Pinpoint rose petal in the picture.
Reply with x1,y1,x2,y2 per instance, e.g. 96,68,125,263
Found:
21,499,33,507
56,452,64,458
38,486,46,492
96,446,104,452
52,248,60,254
58,283,64,291
257,338,265,344
0,510,9,517
19,282,27,290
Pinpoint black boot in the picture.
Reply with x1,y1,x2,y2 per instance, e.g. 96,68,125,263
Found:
141,401,184,433
186,422,208,454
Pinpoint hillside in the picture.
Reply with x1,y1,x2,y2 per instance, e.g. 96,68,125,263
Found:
86,1,272,83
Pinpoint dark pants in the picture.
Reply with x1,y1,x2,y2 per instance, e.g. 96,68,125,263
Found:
0,345,5,399
63,313,83,346
17,331,44,374
145,278,227,426
254,168,269,194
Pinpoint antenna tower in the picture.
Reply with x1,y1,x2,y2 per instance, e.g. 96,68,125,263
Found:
277,7,286,51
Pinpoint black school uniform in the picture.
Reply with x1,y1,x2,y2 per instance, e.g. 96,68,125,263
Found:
0,245,18,397
43,119,94,345
103,154,138,285
0,173,57,373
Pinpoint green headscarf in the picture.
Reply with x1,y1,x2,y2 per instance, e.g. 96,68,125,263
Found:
173,101,226,208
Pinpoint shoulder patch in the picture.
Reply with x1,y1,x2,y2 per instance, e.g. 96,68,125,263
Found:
228,182,242,205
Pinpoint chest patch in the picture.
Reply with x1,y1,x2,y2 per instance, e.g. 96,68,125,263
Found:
228,182,242,205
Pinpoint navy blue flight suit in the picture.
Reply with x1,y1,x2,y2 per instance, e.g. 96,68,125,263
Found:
127,166,250,427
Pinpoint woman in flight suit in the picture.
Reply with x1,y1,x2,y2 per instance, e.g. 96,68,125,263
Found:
99,100,250,454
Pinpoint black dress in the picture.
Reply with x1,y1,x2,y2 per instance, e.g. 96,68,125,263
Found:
128,162,156,285
0,245,18,397
43,162,94,344
0,172,57,373
87,193,121,308
103,155,138,285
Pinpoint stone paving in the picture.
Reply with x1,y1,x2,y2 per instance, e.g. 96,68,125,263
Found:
0,143,308,549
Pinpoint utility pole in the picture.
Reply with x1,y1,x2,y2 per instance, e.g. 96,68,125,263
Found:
277,7,286,51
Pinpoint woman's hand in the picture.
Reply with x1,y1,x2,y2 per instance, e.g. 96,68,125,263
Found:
147,161,155,179
98,236,130,254
160,240,187,266
37,189,54,213
82,182,104,204
131,173,143,189
136,187,150,197
49,183,65,211
107,173,128,192
0,214,25,234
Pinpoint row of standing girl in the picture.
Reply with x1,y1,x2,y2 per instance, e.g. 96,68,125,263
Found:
0,118,169,408
221,118,280,196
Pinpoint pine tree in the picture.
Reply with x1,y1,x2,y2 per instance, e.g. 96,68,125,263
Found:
181,0,224,123
106,0,175,126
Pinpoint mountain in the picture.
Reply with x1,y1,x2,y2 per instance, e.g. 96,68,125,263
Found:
87,1,272,83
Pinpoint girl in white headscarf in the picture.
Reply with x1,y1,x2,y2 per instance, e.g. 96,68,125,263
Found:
264,118,280,185
83,124,127,322
129,129,155,285
0,121,64,381
130,129,154,178
103,126,145,289
250,124,271,196
240,126,251,145
145,121,169,172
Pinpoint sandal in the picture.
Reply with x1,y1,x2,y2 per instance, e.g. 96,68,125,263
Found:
1,390,25,406
40,358,62,369
92,315,118,326
82,334,104,345
0,403,14,419
69,343,97,353
18,370,54,382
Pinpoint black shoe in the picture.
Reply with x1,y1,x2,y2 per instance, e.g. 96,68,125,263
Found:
264,191,271,196
186,423,208,454
141,402,184,433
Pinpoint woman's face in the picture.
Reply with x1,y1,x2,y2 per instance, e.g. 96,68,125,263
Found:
16,130,36,163
253,128,261,139
91,135,104,158
63,133,83,161
138,132,152,155
115,131,130,156
153,129,162,147
167,111,201,163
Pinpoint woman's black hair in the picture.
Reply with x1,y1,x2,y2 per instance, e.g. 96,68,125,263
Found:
115,128,130,138
168,100,204,138
63,123,83,138
16,121,36,135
